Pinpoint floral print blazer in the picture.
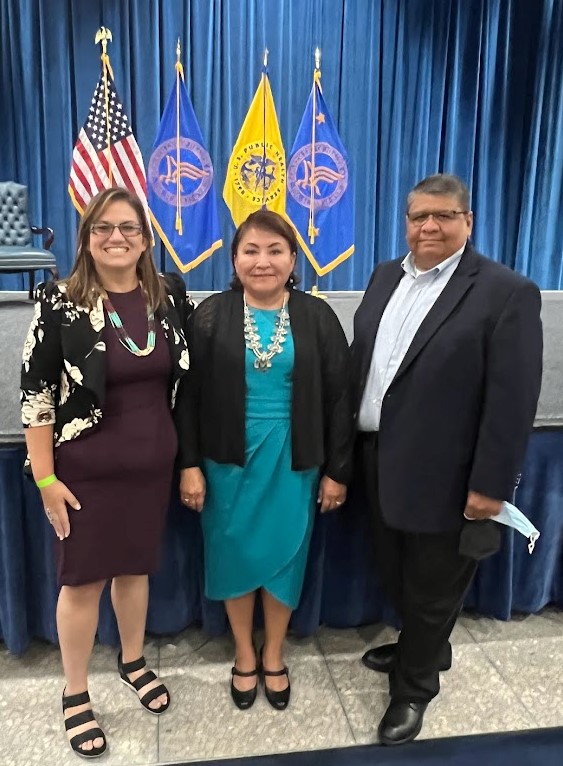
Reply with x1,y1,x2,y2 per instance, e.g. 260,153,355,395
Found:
21,273,193,447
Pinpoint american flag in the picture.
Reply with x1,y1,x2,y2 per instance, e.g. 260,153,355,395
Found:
68,71,148,215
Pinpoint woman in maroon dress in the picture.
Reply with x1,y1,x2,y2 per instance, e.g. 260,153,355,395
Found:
21,188,191,758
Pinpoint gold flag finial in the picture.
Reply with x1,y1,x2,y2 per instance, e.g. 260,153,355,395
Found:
95,27,112,56
315,47,321,70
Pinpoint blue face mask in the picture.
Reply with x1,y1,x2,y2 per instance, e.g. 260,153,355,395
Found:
492,501,540,554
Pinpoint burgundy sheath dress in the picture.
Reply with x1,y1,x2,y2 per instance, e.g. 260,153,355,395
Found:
54,286,177,586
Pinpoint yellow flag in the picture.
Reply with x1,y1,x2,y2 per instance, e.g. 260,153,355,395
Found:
223,71,286,226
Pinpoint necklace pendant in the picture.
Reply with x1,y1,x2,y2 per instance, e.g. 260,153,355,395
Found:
254,354,271,371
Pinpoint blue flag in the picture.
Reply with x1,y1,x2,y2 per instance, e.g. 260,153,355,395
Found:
286,71,354,275
148,62,222,272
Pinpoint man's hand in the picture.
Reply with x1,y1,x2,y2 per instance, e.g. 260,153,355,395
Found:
463,490,502,520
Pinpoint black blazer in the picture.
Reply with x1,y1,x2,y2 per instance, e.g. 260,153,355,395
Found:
21,273,192,447
175,288,354,484
351,246,543,533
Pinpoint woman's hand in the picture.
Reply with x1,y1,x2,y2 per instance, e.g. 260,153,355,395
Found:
180,467,206,512
317,475,347,513
40,480,81,540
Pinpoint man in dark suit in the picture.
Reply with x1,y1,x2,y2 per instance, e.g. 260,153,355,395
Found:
351,174,543,745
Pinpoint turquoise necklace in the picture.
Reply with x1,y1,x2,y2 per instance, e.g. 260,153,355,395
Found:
103,294,156,357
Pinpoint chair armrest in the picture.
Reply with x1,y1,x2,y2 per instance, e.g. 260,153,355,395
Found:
30,225,54,250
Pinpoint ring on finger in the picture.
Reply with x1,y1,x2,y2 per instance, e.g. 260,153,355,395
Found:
45,508,53,522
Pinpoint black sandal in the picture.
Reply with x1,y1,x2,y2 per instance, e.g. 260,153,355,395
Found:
62,689,107,759
118,652,170,715
230,664,258,710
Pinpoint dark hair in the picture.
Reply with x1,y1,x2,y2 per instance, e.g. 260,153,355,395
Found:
64,187,166,311
229,209,300,291
407,173,471,212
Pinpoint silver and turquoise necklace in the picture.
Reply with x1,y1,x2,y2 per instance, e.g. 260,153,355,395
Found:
243,293,289,371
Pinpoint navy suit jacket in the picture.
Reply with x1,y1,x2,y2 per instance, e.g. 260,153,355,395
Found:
351,245,543,533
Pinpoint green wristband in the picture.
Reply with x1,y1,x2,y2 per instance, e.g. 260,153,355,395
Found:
36,474,57,489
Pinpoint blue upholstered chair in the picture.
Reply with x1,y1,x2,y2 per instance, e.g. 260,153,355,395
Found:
0,181,58,298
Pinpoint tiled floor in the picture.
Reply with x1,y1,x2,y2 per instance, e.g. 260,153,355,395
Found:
1,609,562,766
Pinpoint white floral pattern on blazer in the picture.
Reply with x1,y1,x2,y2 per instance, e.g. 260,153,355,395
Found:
21,273,194,447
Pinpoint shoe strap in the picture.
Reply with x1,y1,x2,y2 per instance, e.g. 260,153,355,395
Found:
65,709,95,731
128,669,157,691
262,666,289,677
119,654,146,674
232,666,258,677
62,690,91,710
69,727,106,749
140,683,169,706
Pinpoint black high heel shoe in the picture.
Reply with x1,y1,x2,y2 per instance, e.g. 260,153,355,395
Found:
259,647,291,710
230,664,258,710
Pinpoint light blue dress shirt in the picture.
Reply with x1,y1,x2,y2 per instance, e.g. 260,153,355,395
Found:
358,246,465,431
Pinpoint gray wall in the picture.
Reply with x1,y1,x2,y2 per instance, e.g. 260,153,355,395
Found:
2,290,562,445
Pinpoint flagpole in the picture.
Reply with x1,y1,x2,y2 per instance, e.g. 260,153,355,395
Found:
308,47,321,246
309,48,326,298
261,48,269,208
175,39,183,235
95,27,114,185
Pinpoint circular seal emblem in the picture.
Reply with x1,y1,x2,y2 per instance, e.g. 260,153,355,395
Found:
148,138,213,207
231,142,286,205
288,141,347,210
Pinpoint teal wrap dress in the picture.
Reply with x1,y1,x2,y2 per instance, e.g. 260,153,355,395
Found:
202,308,319,609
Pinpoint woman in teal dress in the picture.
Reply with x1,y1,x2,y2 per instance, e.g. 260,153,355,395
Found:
176,210,353,711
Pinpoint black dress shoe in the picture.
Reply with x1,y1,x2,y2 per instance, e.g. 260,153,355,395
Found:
230,665,258,710
361,643,397,673
259,646,290,710
262,665,291,710
362,643,452,674
378,700,428,745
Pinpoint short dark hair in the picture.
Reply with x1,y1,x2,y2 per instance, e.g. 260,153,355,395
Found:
407,174,471,212
230,209,300,290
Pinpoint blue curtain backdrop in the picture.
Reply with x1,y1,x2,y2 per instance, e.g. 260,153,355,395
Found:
0,0,562,292
1,433,562,655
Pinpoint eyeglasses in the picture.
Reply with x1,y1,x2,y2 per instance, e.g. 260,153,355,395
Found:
407,210,470,226
90,222,143,237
